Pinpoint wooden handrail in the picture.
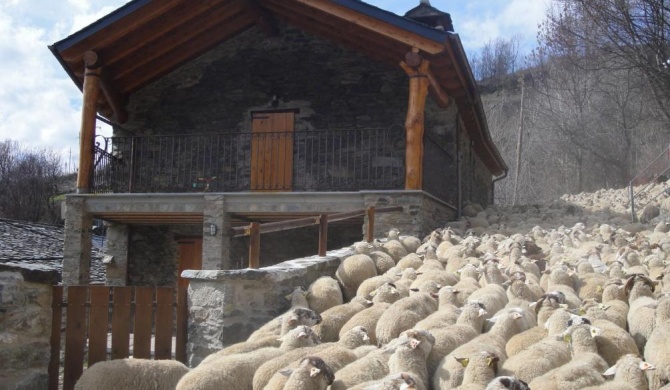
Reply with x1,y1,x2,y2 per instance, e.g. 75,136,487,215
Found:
229,205,404,268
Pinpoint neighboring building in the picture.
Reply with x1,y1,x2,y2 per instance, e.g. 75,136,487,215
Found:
0,218,105,283
50,0,507,286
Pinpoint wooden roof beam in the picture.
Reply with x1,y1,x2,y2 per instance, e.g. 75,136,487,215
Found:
289,0,445,55
245,0,278,36
84,50,128,124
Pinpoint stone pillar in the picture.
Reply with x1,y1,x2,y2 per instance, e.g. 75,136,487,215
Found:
202,195,232,270
62,196,93,285
104,223,129,286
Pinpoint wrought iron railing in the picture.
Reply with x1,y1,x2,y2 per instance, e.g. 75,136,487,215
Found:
92,127,407,193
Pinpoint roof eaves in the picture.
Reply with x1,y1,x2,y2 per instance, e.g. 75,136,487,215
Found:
51,0,152,53
330,0,448,43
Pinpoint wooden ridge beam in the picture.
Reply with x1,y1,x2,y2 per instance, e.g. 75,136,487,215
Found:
245,0,278,36
290,0,445,55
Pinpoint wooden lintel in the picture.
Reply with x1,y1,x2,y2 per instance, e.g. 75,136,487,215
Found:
246,0,278,36
292,0,445,54
401,59,430,190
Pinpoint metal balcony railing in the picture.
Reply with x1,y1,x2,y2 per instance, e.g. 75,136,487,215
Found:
92,127,407,194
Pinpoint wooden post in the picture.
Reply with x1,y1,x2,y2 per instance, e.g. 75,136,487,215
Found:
401,49,430,190
318,214,328,256
366,206,376,242
248,222,261,268
77,51,102,193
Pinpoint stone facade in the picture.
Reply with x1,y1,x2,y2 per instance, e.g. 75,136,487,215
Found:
0,265,59,390
182,249,346,367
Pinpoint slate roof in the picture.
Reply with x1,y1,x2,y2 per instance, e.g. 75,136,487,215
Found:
0,218,105,284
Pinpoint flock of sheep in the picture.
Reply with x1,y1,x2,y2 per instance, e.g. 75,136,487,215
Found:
75,180,670,389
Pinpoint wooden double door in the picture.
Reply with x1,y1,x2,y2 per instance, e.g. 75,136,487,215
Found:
251,111,294,191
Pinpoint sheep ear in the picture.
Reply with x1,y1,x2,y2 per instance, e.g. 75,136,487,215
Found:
285,293,293,300
279,368,294,377
590,326,603,337
310,367,321,377
287,317,298,326
639,361,655,371
369,289,378,297
454,357,469,367
410,288,419,292
512,312,523,320
603,365,618,376
409,339,421,349
486,355,500,367
298,331,308,339
478,308,487,317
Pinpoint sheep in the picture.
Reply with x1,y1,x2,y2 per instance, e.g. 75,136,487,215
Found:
347,371,425,390
74,358,189,390
484,376,530,390
375,292,438,345
276,356,335,390
411,268,458,290
356,275,396,300
505,271,542,305
386,329,436,390
625,274,658,355
370,282,403,304
452,351,500,390
587,318,640,366
336,250,378,301
339,303,390,345
527,323,609,390
312,296,371,342
401,235,422,253
442,279,480,308
466,283,509,323
425,301,488,376
328,331,425,390
307,276,343,314
264,328,369,390
582,354,655,390
178,325,320,390
644,294,670,390
246,307,322,342
432,307,534,389
370,250,397,275
382,228,410,261
396,253,424,271
252,326,369,390
505,307,571,357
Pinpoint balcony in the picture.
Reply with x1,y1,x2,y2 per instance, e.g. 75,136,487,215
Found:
93,127,407,194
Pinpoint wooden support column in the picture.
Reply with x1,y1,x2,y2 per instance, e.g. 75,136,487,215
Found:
401,50,430,190
77,51,102,194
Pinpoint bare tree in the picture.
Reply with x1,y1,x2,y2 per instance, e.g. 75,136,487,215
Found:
0,140,64,223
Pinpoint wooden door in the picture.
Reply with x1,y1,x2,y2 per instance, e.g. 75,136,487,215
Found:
251,112,294,191
177,239,202,288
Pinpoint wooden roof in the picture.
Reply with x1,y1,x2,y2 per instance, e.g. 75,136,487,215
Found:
50,0,507,176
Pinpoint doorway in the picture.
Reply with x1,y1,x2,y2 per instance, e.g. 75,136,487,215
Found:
250,111,295,191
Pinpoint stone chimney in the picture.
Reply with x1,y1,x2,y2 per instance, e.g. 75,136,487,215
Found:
404,1,454,32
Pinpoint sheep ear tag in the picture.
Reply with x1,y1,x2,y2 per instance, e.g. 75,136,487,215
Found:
370,289,378,297
562,334,572,343
285,293,292,300
603,366,618,376
454,357,469,367
310,367,321,377
486,356,499,367
590,327,603,337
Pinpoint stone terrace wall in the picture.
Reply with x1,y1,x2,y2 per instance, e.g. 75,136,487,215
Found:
0,264,59,390
182,248,348,367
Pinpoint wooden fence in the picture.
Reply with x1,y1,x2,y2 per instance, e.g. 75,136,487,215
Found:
228,205,404,268
49,285,188,390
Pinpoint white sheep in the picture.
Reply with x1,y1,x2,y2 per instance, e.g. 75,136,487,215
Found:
375,292,438,345
312,296,371,342
246,306,321,342
307,276,343,314
276,356,335,390
336,251,378,301
485,376,530,390
178,326,319,389
74,358,189,390
339,303,390,345
387,329,436,390
582,354,655,390
452,351,500,390
644,294,670,390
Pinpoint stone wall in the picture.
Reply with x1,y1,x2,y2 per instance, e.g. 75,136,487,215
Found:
0,264,59,390
182,249,347,367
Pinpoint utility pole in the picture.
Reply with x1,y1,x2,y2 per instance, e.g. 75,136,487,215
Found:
512,75,525,206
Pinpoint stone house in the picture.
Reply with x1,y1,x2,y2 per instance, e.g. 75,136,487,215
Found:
50,0,507,287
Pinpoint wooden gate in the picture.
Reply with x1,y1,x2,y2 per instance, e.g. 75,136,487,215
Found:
49,286,188,390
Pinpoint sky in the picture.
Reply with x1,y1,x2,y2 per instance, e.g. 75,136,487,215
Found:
0,0,549,170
